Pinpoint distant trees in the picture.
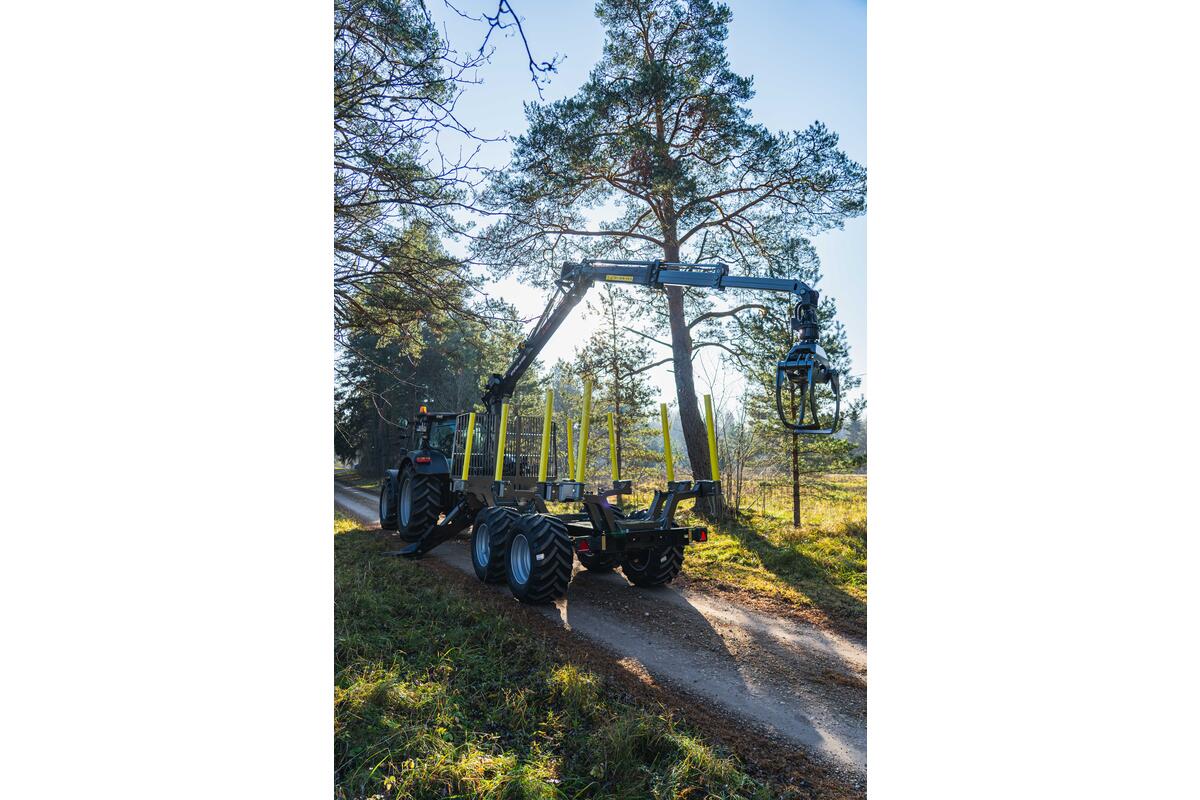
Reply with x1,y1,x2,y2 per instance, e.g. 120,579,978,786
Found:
334,295,530,472
720,393,763,515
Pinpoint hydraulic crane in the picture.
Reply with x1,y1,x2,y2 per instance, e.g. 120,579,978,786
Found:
482,259,841,434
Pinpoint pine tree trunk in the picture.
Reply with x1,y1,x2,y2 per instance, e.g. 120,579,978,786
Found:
662,217,721,516
665,285,710,476
664,281,722,516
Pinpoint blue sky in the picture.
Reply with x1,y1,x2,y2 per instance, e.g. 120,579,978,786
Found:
431,0,866,404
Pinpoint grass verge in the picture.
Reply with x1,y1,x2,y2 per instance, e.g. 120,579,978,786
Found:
335,467,380,492
673,475,866,637
335,513,774,800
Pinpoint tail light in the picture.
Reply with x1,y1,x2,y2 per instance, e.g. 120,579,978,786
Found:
415,456,432,464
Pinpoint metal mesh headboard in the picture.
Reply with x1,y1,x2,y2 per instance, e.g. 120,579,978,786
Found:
450,413,559,480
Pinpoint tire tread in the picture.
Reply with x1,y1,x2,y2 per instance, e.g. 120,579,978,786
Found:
396,467,449,542
472,506,519,582
621,543,685,587
510,514,573,603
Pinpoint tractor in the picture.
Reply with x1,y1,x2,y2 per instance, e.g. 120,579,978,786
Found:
379,259,842,604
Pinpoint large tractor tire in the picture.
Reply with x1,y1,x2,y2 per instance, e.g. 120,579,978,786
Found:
395,464,449,543
507,513,573,604
620,542,685,588
379,471,399,531
470,506,520,583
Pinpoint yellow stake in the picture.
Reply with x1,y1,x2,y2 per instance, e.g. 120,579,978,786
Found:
494,402,510,482
660,403,675,482
608,411,619,481
460,412,477,481
538,389,553,482
577,378,593,482
565,417,575,479
703,394,719,482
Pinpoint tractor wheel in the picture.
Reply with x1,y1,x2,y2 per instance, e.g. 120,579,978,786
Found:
470,506,520,583
507,513,573,604
379,472,398,531
395,465,448,543
620,542,685,588
577,550,619,572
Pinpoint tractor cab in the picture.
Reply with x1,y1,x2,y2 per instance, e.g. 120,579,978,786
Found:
410,405,458,454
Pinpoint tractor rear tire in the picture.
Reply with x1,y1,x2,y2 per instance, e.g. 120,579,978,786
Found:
620,542,685,587
577,551,619,572
395,465,448,543
507,513,573,604
471,506,520,583
379,472,398,531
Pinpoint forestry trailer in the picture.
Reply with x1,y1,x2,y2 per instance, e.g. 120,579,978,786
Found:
378,259,842,604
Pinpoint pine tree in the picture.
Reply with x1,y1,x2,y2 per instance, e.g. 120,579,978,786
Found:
474,0,865,490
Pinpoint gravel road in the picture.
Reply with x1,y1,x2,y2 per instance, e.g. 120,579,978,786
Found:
335,480,867,784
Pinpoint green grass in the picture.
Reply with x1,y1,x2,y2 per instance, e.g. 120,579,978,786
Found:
672,475,866,635
335,513,770,800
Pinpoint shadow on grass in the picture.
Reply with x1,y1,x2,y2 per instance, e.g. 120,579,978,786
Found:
710,513,866,637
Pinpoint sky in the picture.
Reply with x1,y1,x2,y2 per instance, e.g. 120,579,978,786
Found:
428,0,866,406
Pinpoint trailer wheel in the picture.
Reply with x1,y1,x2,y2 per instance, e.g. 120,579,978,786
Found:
507,514,572,604
471,506,519,583
379,471,399,531
577,551,618,572
620,543,685,587
395,465,448,542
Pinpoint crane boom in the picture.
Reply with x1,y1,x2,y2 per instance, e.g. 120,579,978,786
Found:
481,258,839,434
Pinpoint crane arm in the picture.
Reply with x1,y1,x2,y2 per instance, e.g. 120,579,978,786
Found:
480,259,840,434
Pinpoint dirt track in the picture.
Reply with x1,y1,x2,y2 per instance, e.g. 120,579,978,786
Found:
335,481,866,787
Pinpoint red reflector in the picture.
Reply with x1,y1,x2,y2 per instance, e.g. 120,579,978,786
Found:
577,539,590,552
415,456,431,464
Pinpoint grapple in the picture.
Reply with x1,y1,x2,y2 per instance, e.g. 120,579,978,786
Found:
775,301,842,435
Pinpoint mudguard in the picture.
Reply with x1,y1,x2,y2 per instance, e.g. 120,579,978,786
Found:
397,449,451,476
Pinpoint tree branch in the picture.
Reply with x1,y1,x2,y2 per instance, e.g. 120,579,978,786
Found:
687,303,769,329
